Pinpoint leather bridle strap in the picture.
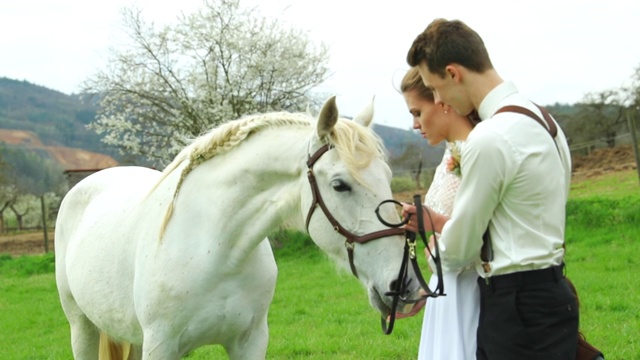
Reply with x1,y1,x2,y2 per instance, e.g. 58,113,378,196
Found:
412,194,445,296
305,144,405,278
378,194,446,335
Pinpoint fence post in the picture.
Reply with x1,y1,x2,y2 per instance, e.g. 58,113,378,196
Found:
40,195,49,253
627,110,640,185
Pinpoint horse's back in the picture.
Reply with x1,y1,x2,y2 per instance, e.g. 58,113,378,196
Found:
56,166,161,251
59,166,160,214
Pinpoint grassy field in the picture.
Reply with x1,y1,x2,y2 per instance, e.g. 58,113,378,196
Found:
564,171,640,359
1,170,639,359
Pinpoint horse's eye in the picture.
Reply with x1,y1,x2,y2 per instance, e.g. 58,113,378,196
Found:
331,179,351,192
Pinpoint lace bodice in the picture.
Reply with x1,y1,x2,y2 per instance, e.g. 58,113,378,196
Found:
424,142,464,217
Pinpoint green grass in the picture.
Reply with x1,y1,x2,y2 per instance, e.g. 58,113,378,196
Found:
0,272,73,359
570,169,640,199
1,172,640,359
0,238,424,359
564,169,640,359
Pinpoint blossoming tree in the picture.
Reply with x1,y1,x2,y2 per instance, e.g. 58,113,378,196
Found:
81,0,330,167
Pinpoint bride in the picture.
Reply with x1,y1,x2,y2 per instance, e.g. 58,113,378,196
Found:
399,66,480,360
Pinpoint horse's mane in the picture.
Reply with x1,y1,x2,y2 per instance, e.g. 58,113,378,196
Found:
155,110,387,240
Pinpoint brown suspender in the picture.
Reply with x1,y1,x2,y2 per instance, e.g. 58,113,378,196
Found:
479,104,559,273
496,105,558,137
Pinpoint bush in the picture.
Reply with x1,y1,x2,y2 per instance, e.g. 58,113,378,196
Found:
566,197,640,227
0,252,55,277
391,176,417,193
268,228,321,261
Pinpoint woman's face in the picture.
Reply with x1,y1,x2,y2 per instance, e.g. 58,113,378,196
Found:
403,89,449,146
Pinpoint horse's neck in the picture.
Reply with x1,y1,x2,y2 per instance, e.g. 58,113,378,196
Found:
172,127,309,262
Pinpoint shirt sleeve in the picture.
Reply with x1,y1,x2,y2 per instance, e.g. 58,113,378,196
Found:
437,128,513,271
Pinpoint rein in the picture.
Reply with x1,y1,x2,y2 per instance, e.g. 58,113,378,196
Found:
304,143,445,335
376,194,446,334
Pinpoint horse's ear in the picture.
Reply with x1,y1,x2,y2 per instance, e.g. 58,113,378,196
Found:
317,96,338,138
353,96,375,127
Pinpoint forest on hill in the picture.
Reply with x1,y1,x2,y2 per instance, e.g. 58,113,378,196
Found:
0,77,111,154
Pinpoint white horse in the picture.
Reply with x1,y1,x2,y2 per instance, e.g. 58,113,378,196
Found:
54,96,422,360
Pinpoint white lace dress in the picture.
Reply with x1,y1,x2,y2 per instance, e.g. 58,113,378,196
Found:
417,142,480,360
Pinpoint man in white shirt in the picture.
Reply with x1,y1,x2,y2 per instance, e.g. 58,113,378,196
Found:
402,18,579,359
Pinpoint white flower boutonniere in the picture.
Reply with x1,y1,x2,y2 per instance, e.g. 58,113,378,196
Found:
446,142,462,177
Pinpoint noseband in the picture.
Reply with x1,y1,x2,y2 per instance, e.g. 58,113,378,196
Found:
305,144,405,278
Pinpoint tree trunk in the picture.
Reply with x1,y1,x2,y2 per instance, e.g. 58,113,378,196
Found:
627,111,640,185
9,204,29,231
0,200,13,234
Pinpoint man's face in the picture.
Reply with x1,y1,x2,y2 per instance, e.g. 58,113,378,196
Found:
417,63,473,116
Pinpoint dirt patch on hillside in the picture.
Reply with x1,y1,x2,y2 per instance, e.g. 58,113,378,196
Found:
0,128,118,170
0,129,45,146
1,146,636,257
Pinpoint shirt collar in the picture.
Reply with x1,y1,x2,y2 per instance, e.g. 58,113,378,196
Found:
478,81,518,120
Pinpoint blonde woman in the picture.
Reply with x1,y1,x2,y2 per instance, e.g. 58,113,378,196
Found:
400,67,479,360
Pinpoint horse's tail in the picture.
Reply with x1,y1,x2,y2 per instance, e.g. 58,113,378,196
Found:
565,277,605,358
98,331,132,360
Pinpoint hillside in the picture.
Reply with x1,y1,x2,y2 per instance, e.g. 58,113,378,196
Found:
0,77,444,171
0,129,118,170
373,123,445,172
0,77,115,155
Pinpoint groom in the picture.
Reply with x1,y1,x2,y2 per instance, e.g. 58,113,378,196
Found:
402,18,579,359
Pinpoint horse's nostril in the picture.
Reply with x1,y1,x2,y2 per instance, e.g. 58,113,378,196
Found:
389,280,399,291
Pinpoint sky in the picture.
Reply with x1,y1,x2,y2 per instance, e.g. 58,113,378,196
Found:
2,0,640,130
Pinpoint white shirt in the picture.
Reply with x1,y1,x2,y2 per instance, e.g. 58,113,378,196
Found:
437,82,572,277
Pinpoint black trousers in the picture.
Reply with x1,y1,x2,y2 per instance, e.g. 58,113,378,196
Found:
476,265,579,360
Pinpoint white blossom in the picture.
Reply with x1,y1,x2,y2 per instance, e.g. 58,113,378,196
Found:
83,0,330,167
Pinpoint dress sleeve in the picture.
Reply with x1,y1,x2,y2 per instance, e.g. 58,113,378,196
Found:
424,144,462,272
425,145,461,218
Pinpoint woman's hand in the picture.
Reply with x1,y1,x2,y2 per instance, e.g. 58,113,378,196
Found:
426,236,436,272
401,203,448,234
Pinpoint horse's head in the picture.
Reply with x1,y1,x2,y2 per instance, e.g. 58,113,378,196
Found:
302,96,423,318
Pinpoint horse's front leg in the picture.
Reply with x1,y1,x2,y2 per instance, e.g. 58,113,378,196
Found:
68,313,101,359
128,344,143,360
139,331,180,360
224,316,269,360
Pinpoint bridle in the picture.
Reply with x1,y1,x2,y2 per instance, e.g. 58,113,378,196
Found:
304,143,445,334
305,144,405,278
